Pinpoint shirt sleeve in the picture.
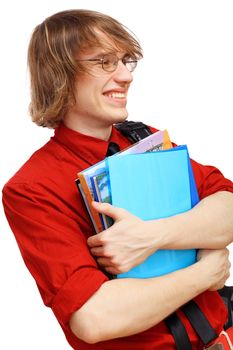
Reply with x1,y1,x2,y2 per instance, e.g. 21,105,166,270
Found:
2,181,109,327
190,158,233,200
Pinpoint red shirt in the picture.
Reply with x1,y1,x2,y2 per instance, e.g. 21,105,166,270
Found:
2,123,233,349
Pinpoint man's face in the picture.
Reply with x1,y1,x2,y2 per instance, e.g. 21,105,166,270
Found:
67,39,134,133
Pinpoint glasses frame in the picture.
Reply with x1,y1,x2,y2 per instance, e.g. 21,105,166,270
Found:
77,53,138,73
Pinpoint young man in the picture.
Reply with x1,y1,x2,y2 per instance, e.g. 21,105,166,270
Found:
2,9,233,350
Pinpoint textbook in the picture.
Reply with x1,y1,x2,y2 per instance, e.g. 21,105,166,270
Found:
106,145,199,278
77,129,172,233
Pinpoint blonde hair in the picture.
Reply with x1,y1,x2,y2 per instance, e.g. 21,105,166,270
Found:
28,9,143,128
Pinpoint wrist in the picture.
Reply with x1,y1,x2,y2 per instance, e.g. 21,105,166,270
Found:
190,259,212,291
146,213,197,251
144,218,169,252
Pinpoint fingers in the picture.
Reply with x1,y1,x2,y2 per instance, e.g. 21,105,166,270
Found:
87,228,114,248
104,267,120,275
97,257,114,266
197,247,230,261
91,201,128,221
101,264,129,275
209,271,231,291
87,233,103,248
90,246,114,259
90,246,105,256
87,202,129,248
197,247,231,292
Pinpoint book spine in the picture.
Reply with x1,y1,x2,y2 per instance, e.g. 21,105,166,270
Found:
76,179,98,233
78,173,103,233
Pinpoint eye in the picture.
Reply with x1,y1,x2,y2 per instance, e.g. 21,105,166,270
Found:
122,55,136,64
102,55,114,67
102,54,117,71
122,55,138,72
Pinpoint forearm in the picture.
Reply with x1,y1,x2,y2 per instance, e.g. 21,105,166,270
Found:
70,261,211,343
88,193,233,274
149,191,233,250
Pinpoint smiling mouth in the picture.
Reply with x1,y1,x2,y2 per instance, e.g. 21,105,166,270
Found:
104,92,127,99
103,90,128,104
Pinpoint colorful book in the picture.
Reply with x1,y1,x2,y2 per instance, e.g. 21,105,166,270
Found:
76,179,99,233
90,173,114,228
77,129,172,233
106,145,198,278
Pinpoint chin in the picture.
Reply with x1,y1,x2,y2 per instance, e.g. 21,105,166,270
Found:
115,116,128,124
113,111,128,124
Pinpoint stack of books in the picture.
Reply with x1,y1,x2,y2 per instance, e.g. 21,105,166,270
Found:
77,129,172,233
76,129,199,278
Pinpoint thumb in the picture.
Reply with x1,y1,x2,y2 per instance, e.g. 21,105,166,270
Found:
91,201,127,221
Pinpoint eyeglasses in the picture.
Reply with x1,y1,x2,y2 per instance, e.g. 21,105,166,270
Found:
77,53,138,73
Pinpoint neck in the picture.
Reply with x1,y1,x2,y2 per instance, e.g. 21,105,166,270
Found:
63,115,113,141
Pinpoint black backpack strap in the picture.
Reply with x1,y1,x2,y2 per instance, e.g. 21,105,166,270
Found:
181,300,218,346
106,142,121,156
166,301,218,348
115,120,152,143
165,313,193,350
219,286,233,329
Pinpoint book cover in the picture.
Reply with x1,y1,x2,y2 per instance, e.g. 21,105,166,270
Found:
78,172,104,233
91,173,114,229
106,145,198,278
77,129,172,233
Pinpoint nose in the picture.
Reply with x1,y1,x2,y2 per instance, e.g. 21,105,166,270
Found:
113,60,133,84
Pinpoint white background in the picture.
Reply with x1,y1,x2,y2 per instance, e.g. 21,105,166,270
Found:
0,1,232,349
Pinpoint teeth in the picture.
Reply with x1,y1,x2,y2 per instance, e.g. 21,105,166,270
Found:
106,92,126,99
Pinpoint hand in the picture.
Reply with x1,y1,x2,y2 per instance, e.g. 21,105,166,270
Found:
197,248,231,291
87,202,156,275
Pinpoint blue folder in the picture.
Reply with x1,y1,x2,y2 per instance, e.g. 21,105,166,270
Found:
106,145,199,278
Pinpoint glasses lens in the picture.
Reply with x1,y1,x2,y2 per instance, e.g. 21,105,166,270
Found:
102,54,118,72
126,60,138,72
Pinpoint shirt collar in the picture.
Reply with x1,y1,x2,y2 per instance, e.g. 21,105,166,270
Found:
52,122,124,165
